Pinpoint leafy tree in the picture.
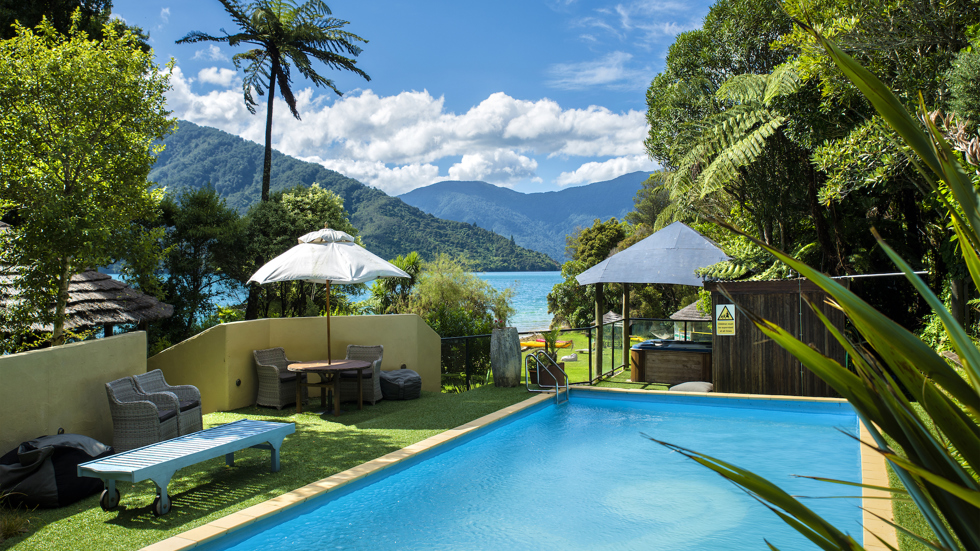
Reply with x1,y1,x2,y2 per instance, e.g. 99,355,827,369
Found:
370,251,421,314
547,219,626,329
655,26,980,551
177,0,370,203
240,183,361,318
0,0,149,48
1,0,106,39
948,41,980,125
400,255,512,338
644,0,793,169
178,0,370,320
0,17,174,346
157,186,245,342
624,175,670,231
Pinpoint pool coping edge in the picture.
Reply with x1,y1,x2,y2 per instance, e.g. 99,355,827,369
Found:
861,421,898,550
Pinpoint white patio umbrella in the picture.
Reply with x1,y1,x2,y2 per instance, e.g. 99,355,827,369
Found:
248,228,410,363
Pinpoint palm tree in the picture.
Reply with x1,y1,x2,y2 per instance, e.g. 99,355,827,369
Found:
178,0,370,202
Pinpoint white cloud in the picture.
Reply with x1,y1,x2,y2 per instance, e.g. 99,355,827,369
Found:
166,66,250,128
165,66,650,194
301,157,442,196
555,155,657,186
192,45,229,62
160,7,170,23
547,51,650,91
448,150,539,183
197,67,238,88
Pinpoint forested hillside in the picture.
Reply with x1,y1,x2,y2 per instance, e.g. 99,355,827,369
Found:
149,121,559,271
397,173,649,261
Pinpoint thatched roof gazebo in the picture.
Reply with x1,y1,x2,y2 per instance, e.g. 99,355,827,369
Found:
1,270,173,337
669,301,710,322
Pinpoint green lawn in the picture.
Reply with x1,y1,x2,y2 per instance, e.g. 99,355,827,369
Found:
0,386,531,551
519,329,631,384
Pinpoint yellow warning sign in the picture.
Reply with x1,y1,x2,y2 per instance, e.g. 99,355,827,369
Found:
715,304,735,335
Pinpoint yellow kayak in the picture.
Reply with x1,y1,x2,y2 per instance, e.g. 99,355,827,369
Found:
520,340,573,349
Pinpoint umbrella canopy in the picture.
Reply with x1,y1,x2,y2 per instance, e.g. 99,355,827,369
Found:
249,229,410,285
248,228,410,363
576,222,728,287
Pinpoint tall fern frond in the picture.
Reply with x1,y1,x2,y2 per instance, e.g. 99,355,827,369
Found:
764,64,801,104
718,73,769,103
697,115,787,197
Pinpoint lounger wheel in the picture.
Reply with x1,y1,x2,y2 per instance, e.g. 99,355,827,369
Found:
152,495,171,516
99,488,120,511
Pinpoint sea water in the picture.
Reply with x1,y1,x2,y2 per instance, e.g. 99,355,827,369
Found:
474,271,562,332
108,271,563,332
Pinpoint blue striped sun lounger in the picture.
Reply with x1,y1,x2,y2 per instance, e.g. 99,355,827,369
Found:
78,419,295,516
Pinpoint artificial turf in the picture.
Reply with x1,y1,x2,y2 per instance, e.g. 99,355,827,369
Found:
1,385,530,551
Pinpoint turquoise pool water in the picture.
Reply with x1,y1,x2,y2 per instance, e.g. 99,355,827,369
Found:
203,390,861,550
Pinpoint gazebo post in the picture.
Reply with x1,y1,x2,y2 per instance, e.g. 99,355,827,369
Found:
622,283,630,372
594,283,603,381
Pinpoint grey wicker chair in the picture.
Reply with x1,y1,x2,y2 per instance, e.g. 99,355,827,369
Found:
105,377,180,452
252,347,308,409
339,345,384,405
134,369,203,436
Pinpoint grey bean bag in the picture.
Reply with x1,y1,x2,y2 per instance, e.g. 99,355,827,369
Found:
380,369,422,400
0,434,113,508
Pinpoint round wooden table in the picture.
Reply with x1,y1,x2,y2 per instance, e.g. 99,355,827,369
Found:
288,359,371,416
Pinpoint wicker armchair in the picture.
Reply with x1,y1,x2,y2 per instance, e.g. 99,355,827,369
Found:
339,345,384,405
105,377,180,452
134,369,203,436
252,347,308,409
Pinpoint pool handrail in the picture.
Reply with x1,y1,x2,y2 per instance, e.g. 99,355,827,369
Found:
525,351,569,404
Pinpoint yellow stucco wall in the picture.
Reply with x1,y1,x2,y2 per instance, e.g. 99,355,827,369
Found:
0,332,147,453
147,314,441,413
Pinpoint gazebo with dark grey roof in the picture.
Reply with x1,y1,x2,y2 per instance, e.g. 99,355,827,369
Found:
576,222,728,378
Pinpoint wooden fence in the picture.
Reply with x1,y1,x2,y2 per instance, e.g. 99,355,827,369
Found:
707,280,847,397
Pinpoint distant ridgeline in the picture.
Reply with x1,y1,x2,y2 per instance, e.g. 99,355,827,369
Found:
149,120,559,271
398,173,651,262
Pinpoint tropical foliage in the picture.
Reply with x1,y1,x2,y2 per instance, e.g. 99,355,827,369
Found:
370,251,422,314
648,21,980,551
177,0,369,202
633,0,980,335
0,16,174,348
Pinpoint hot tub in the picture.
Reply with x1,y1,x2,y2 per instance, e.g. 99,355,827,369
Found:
630,339,712,385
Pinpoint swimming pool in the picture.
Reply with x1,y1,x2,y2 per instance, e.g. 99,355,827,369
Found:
190,389,862,551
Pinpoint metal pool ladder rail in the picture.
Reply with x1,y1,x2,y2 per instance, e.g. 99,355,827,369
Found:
525,350,569,404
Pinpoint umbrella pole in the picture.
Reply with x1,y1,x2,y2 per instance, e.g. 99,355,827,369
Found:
326,282,332,364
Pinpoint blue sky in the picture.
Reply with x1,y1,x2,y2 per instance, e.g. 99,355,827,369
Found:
112,0,714,194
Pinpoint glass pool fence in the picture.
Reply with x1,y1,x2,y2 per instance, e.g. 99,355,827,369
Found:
440,318,711,392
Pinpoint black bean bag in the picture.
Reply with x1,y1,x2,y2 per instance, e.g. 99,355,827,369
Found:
380,369,422,400
0,434,113,508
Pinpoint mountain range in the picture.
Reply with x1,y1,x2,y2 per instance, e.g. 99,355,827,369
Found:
149,120,645,269
398,172,650,261
150,121,558,271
